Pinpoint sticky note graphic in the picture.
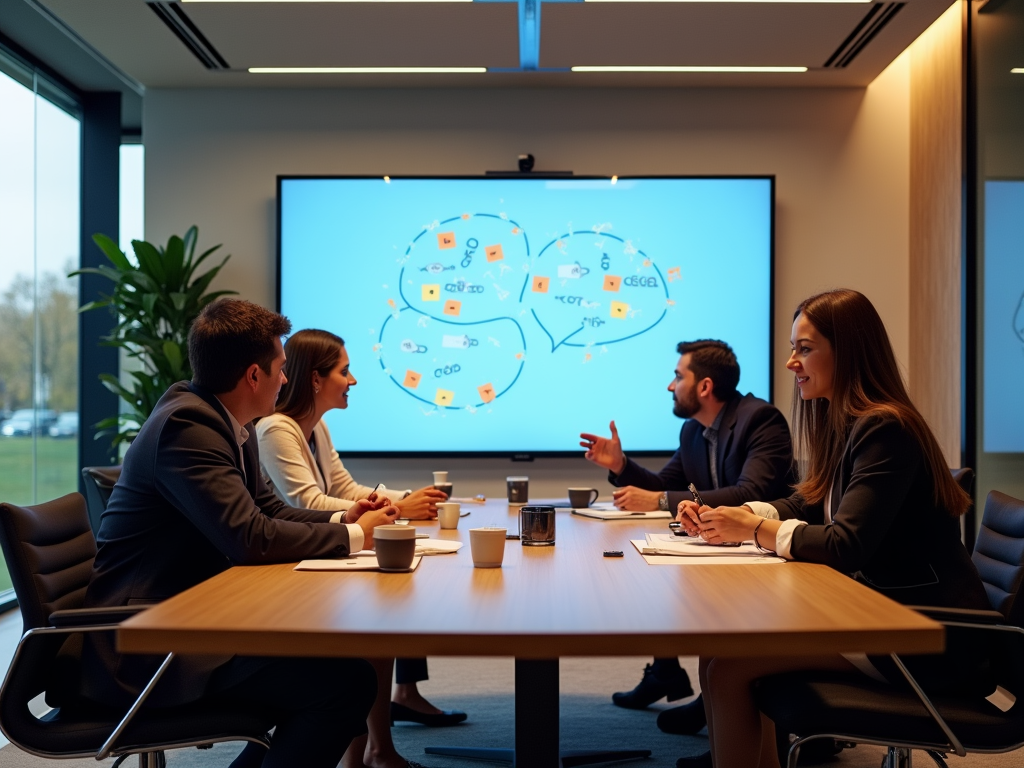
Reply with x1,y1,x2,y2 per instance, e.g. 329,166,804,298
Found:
667,267,682,282
478,383,496,403
437,232,456,250
610,301,629,319
422,284,441,302
532,276,550,293
486,244,504,262
461,213,471,220
403,370,422,389
443,300,462,317
603,275,622,292
435,388,455,407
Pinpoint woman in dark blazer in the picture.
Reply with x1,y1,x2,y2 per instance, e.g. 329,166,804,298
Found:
675,289,989,768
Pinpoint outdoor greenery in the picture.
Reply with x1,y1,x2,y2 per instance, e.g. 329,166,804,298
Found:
73,227,235,447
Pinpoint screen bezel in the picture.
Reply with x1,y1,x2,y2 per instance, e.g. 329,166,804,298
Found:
276,174,776,459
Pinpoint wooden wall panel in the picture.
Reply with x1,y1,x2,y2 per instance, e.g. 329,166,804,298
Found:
909,1,964,466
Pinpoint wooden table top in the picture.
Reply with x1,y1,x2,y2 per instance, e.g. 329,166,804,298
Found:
118,500,943,659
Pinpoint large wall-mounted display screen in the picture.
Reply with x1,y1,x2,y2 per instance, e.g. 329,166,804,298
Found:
983,180,1024,452
279,176,774,455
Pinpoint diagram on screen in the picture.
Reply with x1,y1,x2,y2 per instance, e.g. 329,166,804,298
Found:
376,213,678,411
1015,290,1024,346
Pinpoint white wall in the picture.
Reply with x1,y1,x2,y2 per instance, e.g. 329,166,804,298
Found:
143,56,910,497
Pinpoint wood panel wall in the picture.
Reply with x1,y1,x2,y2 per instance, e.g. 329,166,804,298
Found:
909,1,964,466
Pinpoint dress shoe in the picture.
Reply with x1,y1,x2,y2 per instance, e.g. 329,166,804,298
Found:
675,751,712,768
390,701,468,727
657,695,707,734
611,663,694,709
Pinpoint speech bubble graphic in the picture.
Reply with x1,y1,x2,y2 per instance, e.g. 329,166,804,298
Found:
527,230,669,351
401,213,530,324
378,308,526,410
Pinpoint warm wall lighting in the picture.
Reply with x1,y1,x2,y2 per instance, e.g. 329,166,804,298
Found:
610,175,618,184
586,0,870,3
249,67,487,73
571,65,807,72
384,176,391,183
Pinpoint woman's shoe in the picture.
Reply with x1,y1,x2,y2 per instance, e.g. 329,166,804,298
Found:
657,695,708,734
390,701,468,727
675,751,713,768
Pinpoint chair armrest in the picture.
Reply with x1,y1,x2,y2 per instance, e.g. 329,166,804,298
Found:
906,605,1006,625
49,606,149,628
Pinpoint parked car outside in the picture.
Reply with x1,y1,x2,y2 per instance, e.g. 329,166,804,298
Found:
49,412,79,438
0,409,58,436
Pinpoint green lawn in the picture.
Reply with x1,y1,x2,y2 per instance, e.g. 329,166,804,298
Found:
0,436,79,592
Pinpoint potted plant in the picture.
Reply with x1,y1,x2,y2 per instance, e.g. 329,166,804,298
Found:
72,227,235,447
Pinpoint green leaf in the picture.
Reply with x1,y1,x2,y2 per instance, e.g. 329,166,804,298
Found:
132,240,167,284
92,233,133,271
169,292,188,311
163,236,186,289
78,299,113,313
162,340,183,374
185,244,225,283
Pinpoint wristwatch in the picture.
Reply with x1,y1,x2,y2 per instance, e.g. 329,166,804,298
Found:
658,492,669,511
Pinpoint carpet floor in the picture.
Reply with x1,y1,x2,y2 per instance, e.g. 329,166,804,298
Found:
0,657,1020,767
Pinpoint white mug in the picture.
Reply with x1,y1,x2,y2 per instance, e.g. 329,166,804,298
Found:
438,502,461,529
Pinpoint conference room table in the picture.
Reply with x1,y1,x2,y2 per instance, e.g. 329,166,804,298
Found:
118,499,943,767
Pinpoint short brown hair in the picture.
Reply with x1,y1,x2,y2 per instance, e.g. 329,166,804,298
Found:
188,299,292,394
675,340,740,401
276,329,346,420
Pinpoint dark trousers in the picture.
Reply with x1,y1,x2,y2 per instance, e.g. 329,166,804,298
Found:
395,657,429,684
206,655,376,768
652,657,684,678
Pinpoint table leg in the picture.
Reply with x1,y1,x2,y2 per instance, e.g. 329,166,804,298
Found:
424,658,651,767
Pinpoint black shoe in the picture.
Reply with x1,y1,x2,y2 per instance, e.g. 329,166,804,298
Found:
612,663,694,710
657,695,707,735
675,751,712,768
390,701,468,727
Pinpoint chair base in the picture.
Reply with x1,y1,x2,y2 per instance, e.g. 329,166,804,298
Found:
112,751,166,768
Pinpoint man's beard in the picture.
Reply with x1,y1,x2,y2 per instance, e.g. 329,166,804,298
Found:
672,389,700,419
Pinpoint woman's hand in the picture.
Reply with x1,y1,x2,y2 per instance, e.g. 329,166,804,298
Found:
343,492,388,524
675,500,702,536
696,505,760,544
395,486,448,520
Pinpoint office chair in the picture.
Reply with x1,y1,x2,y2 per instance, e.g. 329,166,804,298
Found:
0,493,273,767
972,491,1024,627
81,465,122,534
756,606,1024,768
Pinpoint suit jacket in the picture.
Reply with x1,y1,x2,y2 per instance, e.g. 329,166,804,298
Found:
774,414,989,611
82,382,354,707
611,393,795,509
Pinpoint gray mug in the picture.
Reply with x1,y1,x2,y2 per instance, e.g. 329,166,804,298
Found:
568,487,599,508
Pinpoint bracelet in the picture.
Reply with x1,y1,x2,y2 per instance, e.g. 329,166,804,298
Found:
753,518,772,554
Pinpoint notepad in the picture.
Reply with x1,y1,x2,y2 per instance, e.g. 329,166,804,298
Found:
572,506,672,520
629,540,784,565
295,554,423,572
640,532,773,557
416,539,463,555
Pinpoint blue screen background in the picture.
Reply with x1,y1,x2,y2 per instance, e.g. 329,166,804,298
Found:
983,180,1024,452
279,177,773,453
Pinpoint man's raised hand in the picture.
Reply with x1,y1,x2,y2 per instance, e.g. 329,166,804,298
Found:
579,420,627,474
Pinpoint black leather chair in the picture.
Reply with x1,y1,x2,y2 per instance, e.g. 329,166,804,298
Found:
972,491,1024,627
0,493,272,767
950,468,975,546
81,465,122,534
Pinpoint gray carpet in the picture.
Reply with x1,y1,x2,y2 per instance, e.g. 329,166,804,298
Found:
0,657,1021,767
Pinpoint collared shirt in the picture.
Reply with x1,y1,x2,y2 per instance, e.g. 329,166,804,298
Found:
702,405,727,490
216,398,364,549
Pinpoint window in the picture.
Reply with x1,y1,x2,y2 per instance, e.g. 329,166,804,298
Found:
0,48,81,597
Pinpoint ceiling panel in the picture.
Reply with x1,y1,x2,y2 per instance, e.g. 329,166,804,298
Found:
187,2,519,68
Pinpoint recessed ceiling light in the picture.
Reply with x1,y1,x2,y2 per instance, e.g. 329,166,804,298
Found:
571,65,807,72
249,67,487,73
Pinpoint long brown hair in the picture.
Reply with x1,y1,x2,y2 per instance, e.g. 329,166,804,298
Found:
276,329,346,421
792,289,969,516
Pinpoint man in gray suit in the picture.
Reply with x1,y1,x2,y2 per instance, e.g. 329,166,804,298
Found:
83,299,398,768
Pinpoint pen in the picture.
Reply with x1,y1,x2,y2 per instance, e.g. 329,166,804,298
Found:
687,483,706,508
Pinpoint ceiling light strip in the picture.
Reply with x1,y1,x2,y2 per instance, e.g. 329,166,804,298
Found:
571,65,807,72
585,0,872,3
248,67,487,73
1012,68,1024,73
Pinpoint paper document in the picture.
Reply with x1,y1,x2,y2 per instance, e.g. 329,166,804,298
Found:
641,532,771,557
294,554,423,572
630,541,784,565
416,539,463,555
572,505,671,520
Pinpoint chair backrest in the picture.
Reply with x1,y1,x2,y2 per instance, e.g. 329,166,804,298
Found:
81,465,122,535
0,494,97,633
972,491,1024,626
951,467,975,496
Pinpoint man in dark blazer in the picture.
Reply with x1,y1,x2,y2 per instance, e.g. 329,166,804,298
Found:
82,299,398,768
580,339,795,732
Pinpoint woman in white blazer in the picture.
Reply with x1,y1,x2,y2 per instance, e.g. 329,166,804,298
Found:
257,329,467,768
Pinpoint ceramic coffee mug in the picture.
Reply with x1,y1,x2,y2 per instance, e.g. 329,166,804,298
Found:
506,476,529,505
469,527,507,568
374,525,416,571
568,487,600,508
433,482,453,499
432,471,449,484
438,502,461,529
